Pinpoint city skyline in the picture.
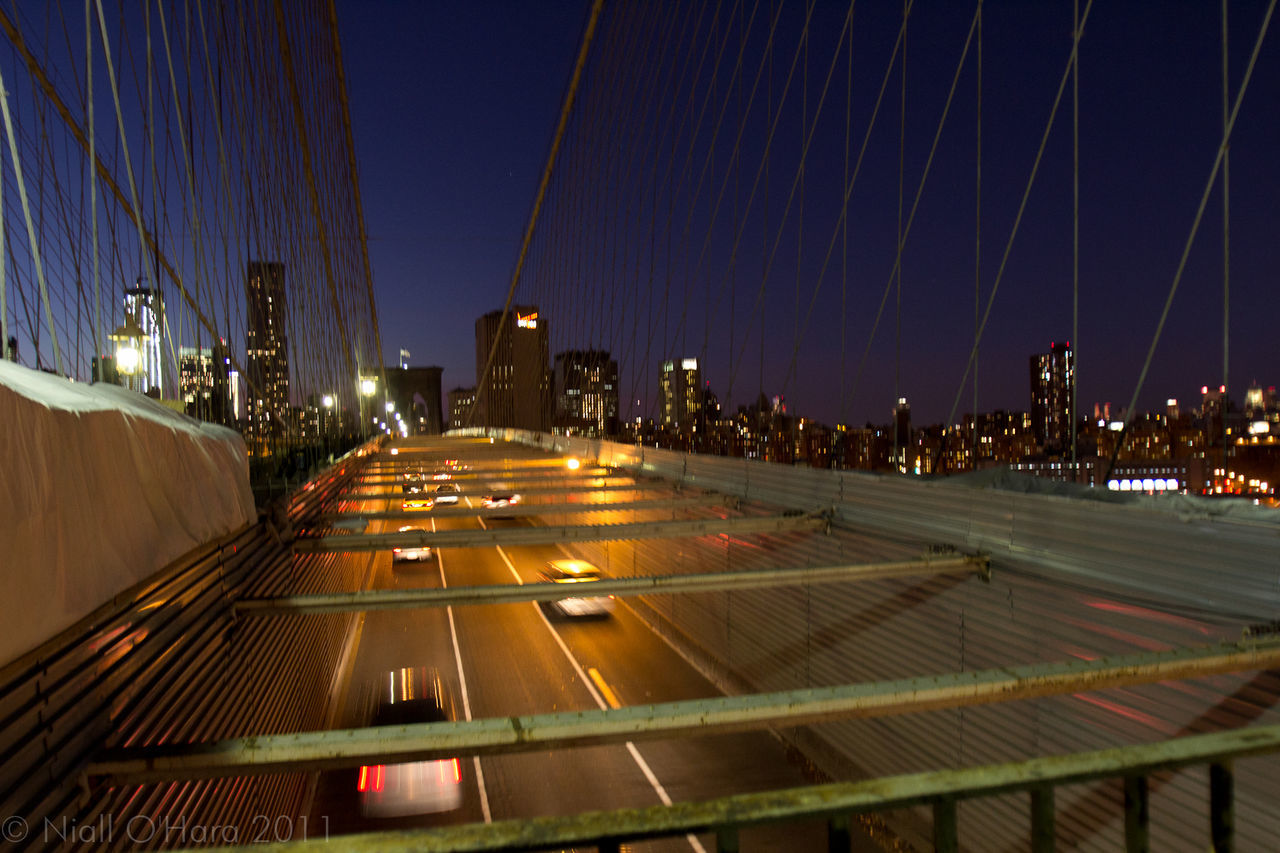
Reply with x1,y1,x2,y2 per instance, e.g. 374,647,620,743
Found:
337,3,1280,429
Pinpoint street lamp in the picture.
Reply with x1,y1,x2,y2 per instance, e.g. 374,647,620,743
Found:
108,314,146,391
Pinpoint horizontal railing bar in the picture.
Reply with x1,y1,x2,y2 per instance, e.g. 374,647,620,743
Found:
293,512,829,554
90,637,1280,784
169,724,1280,853
355,467,614,485
233,555,987,615
342,482,678,500
320,494,737,523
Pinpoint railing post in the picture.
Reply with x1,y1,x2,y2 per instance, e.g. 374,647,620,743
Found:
1124,774,1149,853
1210,761,1234,852
716,825,740,853
1030,785,1055,852
827,814,851,852
933,798,958,853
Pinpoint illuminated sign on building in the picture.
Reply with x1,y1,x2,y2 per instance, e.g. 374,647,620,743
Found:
681,358,698,370
517,312,539,329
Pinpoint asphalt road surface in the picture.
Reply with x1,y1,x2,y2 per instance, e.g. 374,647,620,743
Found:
309,439,879,851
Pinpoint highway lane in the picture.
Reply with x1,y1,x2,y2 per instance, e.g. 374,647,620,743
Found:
311,440,876,850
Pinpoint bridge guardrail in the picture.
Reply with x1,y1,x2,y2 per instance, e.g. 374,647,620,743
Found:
0,439,381,850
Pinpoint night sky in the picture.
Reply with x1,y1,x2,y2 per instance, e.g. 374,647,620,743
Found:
338,2,1279,428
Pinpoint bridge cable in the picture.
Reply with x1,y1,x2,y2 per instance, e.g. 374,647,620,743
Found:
1070,0,1079,472
934,0,1095,476
1220,0,1231,475
972,0,982,469
1103,0,1273,486
466,0,605,429
0,62,63,373
893,0,906,472
725,1,903,410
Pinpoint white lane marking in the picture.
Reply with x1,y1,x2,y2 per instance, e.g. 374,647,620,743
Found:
493,543,706,853
433,516,492,823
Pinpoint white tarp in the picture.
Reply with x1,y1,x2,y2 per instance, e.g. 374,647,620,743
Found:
1,361,256,668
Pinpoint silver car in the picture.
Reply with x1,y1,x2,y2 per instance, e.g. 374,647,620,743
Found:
391,525,432,563
540,559,615,618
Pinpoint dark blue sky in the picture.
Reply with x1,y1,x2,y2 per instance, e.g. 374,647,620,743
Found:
338,2,1280,428
338,1,591,389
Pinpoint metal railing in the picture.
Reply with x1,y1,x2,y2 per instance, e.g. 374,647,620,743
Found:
169,723,1280,852
0,440,380,851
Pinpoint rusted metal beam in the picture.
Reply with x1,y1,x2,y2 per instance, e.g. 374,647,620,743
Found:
234,554,988,616
144,726,1280,852
90,638,1280,785
292,511,829,554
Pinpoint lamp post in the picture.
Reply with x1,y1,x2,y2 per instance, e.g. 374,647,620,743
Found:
359,376,377,441
108,314,145,391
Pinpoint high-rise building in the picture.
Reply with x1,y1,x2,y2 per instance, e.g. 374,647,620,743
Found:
553,350,618,437
387,365,445,435
1029,341,1074,451
659,358,703,429
474,306,549,430
179,339,233,424
893,396,911,472
448,387,477,431
245,261,290,446
123,279,165,395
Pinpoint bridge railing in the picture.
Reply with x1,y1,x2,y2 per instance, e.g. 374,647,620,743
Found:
167,722,1278,852
0,440,380,851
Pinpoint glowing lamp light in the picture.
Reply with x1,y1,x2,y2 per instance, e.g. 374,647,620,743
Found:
385,401,395,413
108,314,146,379
115,343,140,375
566,457,581,470
322,394,335,408
360,378,376,396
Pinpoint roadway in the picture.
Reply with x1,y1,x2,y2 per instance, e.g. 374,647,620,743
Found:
309,438,877,850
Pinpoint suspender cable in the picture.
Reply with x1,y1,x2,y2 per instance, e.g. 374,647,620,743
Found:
0,63,63,374
973,0,982,470
1220,0,1230,474
1105,0,1273,486
940,0,1094,475
1071,0,1080,473
467,0,605,428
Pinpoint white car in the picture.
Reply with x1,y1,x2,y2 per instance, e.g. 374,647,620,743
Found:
540,559,614,618
358,668,462,817
433,483,460,505
391,525,432,563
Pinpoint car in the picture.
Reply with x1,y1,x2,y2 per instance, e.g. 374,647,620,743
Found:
391,526,432,563
401,482,432,511
539,559,614,618
481,492,520,509
433,482,460,505
358,668,462,818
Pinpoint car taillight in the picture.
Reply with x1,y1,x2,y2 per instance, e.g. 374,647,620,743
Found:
358,764,385,792
439,758,461,784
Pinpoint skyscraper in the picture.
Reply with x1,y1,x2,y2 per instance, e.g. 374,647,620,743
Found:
179,339,233,424
554,350,618,437
474,306,549,430
245,261,290,446
659,358,703,429
123,279,165,395
1029,341,1074,452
